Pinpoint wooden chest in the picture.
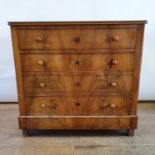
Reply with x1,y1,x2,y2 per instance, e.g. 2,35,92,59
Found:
9,21,146,136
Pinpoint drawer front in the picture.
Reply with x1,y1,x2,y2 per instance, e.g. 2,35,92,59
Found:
21,53,135,72
18,29,136,49
24,96,130,116
23,74,133,96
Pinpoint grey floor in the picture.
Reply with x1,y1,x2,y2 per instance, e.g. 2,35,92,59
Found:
0,103,155,155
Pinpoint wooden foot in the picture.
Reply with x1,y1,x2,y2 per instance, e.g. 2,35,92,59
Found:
127,129,134,136
22,129,30,136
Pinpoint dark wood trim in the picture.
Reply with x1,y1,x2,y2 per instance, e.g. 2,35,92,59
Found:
0,102,18,104
1,100,155,104
8,20,147,26
138,100,155,103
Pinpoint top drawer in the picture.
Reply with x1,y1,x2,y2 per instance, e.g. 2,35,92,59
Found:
17,28,137,50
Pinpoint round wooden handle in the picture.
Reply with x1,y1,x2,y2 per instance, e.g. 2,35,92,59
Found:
40,83,45,88
37,60,44,66
35,36,43,42
112,60,118,65
40,104,46,109
112,36,119,41
111,82,117,87
110,104,116,108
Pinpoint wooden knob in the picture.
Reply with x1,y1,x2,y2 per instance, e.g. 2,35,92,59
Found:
73,37,80,43
37,60,44,66
40,83,45,88
112,36,119,41
40,104,46,109
112,60,118,65
111,82,117,87
75,102,80,106
35,36,43,42
110,104,116,108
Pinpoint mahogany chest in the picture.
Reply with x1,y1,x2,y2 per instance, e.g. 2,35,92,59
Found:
9,21,146,136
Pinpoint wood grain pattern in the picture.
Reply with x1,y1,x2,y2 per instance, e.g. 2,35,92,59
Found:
23,73,133,96
10,26,26,115
18,116,136,130
24,96,130,116
129,25,146,132
21,53,135,72
18,28,137,49
9,21,146,135
20,49,136,54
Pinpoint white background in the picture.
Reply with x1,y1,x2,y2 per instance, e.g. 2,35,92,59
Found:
0,0,154,101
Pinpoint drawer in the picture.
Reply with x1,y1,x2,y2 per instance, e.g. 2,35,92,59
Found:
18,28,137,49
23,73,133,96
24,96,130,116
21,53,135,72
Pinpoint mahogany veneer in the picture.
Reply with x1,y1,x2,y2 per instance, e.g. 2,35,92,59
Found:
9,21,147,136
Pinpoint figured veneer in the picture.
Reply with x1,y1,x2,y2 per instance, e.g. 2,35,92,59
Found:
24,96,130,116
23,73,133,96
18,28,137,50
9,21,146,136
21,53,135,72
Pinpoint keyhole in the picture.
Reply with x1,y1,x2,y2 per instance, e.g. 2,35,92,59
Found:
73,37,80,43
75,102,80,106
51,104,57,109
76,60,80,65
75,82,80,86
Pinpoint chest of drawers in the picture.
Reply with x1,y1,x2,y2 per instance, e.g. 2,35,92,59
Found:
9,21,146,136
